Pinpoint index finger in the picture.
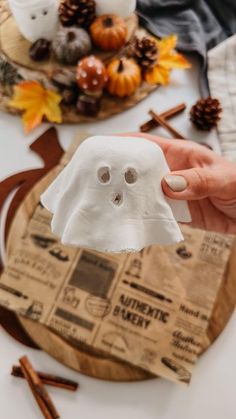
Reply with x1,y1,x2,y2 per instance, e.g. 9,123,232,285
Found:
119,133,216,171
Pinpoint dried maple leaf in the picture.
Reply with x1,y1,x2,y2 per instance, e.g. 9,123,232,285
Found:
144,34,191,85
9,80,62,133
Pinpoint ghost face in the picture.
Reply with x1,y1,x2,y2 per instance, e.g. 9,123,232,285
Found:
9,0,59,42
41,136,191,253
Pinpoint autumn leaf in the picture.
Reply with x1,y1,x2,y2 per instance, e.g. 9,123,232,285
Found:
159,53,191,70
145,66,170,86
156,34,177,56
9,80,62,133
144,34,191,86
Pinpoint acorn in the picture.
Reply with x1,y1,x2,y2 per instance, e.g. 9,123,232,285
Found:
76,94,100,116
29,39,51,61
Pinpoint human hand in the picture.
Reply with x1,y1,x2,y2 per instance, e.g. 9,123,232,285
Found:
128,134,236,234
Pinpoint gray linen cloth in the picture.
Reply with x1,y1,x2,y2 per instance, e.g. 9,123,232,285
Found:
137,0,236,94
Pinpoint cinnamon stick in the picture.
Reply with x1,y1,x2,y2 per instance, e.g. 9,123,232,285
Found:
149,110,186,139
140,103,186,133
19,356,60,419
12,365,78,392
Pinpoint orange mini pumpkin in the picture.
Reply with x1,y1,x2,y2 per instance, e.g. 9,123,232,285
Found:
90,14,127,51
107,57,142,97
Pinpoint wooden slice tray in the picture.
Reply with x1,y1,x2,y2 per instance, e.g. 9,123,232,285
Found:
5,162,236,382
1,13,137,73
0,2,158,124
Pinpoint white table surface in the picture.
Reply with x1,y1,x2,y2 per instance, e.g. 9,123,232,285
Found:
0,59,235,419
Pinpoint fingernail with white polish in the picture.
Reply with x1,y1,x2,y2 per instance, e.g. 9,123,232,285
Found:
164,175,188,192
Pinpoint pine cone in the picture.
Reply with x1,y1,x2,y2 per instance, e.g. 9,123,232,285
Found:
128,36,158,70
190,97,222,131
0,56,21,85
59,0,96,28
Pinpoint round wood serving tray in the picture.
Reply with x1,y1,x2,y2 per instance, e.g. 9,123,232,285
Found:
0,4,158,123
6,168,236,382
1,13,137,73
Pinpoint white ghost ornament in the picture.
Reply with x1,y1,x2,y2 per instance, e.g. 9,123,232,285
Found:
8,0,59,42
41,136,191,253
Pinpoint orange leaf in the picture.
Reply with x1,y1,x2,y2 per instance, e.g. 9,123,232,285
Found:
9,81,62,133
144,65,170,86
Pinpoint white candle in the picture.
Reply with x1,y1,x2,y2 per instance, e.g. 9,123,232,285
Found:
8,0,59,42
95,0,137,18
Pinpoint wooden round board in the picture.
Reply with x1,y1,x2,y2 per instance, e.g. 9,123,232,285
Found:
1,13,138,73
6,167,236,382
0,4,158,123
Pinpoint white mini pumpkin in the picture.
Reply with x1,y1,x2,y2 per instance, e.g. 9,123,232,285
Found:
52,27,92,65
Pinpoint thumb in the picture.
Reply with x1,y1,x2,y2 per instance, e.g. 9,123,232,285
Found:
162,168,224,201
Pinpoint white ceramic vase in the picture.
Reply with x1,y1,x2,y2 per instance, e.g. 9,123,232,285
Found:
95,0,137,18
8,0,59,42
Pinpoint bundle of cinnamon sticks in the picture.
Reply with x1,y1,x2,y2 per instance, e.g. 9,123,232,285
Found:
140,102,186,139
12,356,79,419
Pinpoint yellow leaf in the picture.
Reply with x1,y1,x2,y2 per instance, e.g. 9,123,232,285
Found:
144,34,191,86
156,34,178,56
9,80,62,133
159,53,192,70
144,65,170,86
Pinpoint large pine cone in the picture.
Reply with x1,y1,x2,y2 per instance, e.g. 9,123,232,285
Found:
190,97,222,131
59,0,96,28
128,36,158,70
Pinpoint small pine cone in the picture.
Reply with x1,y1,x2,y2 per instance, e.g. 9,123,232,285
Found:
127,36,158,70
190,97,222,131
59,0,96,28
0,55,21,85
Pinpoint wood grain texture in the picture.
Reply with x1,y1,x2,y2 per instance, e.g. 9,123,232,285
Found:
4,137,236,381
0,128,63,349
0,0,10,25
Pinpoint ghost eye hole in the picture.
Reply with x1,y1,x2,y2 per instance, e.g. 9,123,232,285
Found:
124,168,138,184
31,14,37,20
97,167,111,184
42,9,48,15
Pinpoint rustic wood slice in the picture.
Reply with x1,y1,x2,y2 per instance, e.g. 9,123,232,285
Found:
6,166,236,382
0,9,158,123
0,80,157,124
0,0,10,25
0,14,138,73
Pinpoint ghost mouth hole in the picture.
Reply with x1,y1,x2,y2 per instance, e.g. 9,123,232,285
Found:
125,168,138,184
112,192,123,206
98,166,111,184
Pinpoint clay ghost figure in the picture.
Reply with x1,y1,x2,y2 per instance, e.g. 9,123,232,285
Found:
8,0,59,42
41,136,191,253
